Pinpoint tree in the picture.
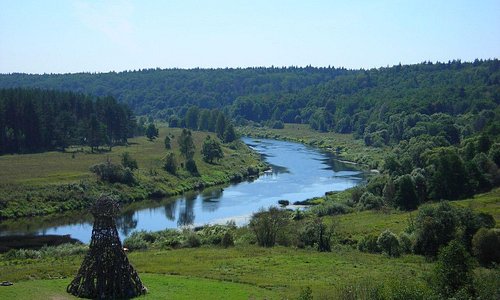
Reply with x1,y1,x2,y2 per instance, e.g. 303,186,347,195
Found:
185,106,200,130
377,230,401,257
249,207,289,247
164,152,177,175
145,123,159,141
164,135,171,149
223,123,237,143
178,129,195,160
413,202,459,257
121,152,138,170
393,174,419,210
201,137,224,163
87,114,107,152
433,240,474,299
472,228,500,266
215,114,226,139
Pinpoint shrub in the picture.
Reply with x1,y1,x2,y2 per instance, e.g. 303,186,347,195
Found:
413,202,458,257
472,228,500,266
164,136,171,149
377,230,400,257
184,232,201,248
358,192,384,210
249,207,289,247
121,152,138,170
164,152,177,175
432,240,474,299
186,158,199,175
271,120,284,129
221,232,234,248
299,218,332,252
90,159,135,185
398,232,414,254
312,202,351,217
123,231,150,250
357,234,381,253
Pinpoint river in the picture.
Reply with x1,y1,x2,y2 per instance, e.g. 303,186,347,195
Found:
0,138,365,243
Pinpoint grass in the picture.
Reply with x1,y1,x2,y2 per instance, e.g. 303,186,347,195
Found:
0,273,276,300
0,127,267,218
238,123,386,169
0,189,498,299
0,245,432,299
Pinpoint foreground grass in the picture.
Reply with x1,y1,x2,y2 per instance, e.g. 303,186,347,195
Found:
1,189,499,299
0,245,431,299
0,273,276,300
239,123,386,169
0,127,266,218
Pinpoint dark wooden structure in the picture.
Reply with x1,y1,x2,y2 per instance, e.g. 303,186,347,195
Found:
67,195,146,299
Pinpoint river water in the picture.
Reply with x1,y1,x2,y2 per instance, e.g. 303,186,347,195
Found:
0,138,364,243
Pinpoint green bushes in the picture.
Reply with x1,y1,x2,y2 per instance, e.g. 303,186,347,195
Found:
121,152,138,170
472,228,500,266
298,218,332,252
122,224,237,250
249,207,289,247
90,159,135,185
357,235,381,253
377,230,401,257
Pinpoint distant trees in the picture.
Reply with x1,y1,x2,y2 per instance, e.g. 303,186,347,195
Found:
0,88,138,154
164,152,177,175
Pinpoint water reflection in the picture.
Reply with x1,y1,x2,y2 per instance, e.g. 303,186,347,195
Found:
164,201,177,221
0,137,366,243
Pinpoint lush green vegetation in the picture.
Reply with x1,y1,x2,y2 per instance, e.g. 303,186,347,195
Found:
0,88,139,154
1,189,498,299
0,126,266,219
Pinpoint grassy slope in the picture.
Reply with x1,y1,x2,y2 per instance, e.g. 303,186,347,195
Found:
0,127,266,218
239,123,386,168
2,189,498,299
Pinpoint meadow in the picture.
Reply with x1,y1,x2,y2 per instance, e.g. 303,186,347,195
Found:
1,188,498,299
0,127,266,218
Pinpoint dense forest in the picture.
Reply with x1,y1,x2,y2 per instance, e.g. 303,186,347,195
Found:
0,88,138,154
1,60,499,203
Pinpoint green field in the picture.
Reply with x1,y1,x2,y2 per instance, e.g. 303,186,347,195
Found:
0,127,266,218
1,189,498,299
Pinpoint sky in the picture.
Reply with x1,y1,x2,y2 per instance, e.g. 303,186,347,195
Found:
0,0,499,74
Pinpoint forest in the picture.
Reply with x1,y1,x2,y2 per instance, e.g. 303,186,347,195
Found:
0,88,138,154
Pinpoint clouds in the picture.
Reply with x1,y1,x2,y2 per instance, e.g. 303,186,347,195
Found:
72,0,138,52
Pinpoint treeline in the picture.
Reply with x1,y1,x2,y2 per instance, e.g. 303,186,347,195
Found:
0,66,347,116
0,88,138,154
168,106,237,143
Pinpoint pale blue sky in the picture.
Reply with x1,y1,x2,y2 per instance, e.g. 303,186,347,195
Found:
1,0,499,74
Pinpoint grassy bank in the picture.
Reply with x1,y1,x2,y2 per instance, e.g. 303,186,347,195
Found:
0,127,267,219
1,189,498,299
238,123,386,169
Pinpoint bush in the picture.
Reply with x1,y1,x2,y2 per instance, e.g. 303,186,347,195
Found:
184,232,201,248
413,202,458,257
123,231,150,250
472,228,500,266
432,240,474,299
398,232,414,254
164,136,171,149
377,230,401,257
186,158,199,175
121,152,138,170
357,234,381,253
271,120,284,129
249,207,289,247
90,159,135,185
164,152,177,175
299,218,332,252
221,232,234,248
312,202,351,217
358,192,384,210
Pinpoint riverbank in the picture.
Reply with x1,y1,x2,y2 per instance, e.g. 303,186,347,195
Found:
238,123,386,169
1,188,498,299
0,127,267,219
